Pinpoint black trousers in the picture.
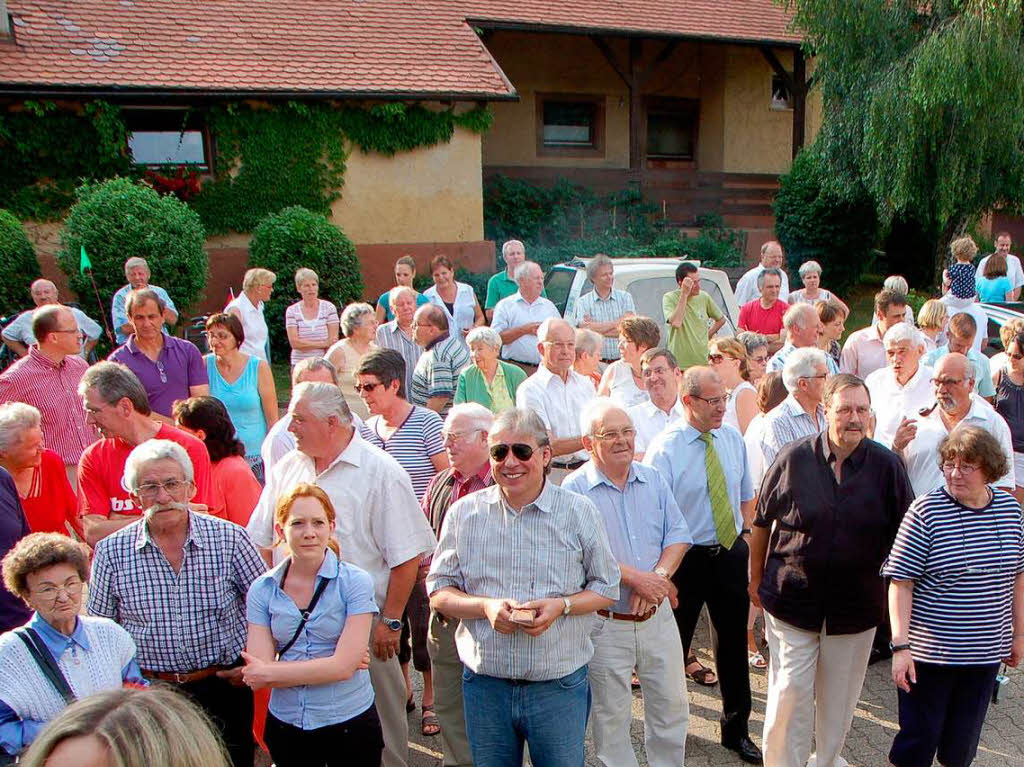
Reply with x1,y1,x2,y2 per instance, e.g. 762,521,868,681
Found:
264,705,384,767
671,538,753,742
176,671,255,767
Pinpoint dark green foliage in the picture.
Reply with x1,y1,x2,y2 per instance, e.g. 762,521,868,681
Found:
773,148,879,296
248,206,363,359
337,102,492,156
0,210,42,318
56,179,208,319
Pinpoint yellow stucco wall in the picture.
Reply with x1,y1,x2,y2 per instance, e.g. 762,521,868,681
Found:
330,125,484,243
721,46,795,173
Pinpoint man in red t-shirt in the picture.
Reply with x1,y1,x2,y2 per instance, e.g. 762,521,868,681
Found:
76,361,218,545
738,268,788,354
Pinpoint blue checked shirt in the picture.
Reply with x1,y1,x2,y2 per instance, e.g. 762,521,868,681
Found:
427,481,620,681
88,511,266,672
562,462,691,613
569,288,636,361
760,395,826,468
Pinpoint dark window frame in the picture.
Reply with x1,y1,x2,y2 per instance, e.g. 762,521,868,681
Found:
770,74,794,111
123,108,212,169
644,97,699,162
535,93,605,158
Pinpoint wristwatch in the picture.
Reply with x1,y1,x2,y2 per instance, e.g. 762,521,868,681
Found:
381,616,403,632
889,641,911,653
562,597,572,616
741,528,752,536
653,566,670,579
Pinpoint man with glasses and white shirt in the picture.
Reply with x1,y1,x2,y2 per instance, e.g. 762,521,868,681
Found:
629,348,685,458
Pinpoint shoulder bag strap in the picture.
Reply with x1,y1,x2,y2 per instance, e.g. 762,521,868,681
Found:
275,569,331,661
15,628,76,705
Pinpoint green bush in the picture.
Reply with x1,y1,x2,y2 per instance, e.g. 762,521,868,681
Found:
56,178,208,324
248,206,363,360
0,210,42,318
773,146,879,296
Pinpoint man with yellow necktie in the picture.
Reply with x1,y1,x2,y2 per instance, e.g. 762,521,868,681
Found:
644,366,762,765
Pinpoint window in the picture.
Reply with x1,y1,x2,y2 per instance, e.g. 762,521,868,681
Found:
645,98,698,161
771,74,793,111
536,94,605,157
125,110,209,167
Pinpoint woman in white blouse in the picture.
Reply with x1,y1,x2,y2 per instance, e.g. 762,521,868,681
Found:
422,254,484,344
226,268,276,362
285,268,339,367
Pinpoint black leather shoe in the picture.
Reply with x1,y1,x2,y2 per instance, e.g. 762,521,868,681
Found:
721,735,763,764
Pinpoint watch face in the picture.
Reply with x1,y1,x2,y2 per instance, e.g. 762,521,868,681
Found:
384,618,402,630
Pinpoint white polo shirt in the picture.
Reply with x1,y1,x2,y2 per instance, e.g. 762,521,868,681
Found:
490,292,561,364
246,432,436,606
734,265,791,306
515,365,596,464
900,395,1016,497
866,363,934,448
628,397,686,455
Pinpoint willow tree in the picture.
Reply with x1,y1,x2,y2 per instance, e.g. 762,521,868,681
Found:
782,0,1024,284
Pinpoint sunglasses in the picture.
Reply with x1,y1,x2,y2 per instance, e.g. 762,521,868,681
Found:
489,443,535,462
354,382,383,393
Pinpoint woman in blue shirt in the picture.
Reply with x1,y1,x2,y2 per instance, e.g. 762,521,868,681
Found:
242,483,381,767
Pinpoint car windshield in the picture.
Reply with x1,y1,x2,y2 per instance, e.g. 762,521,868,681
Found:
624,276,736,343
544,267,577,315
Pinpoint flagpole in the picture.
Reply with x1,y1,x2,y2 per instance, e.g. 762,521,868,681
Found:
79,244,114,346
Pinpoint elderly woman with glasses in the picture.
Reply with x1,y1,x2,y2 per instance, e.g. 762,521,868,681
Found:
884,426,1024,767
0,404,78,538
0,533,146,759
326,302,378,420
453,327,526,413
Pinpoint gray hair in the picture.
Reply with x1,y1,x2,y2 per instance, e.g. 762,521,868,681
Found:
513,261,542,284
490,407,550,448
681,366,719,398
466,326,502,350
579,397,632,438
585,254,614,282
537,317,570,343
574,328,603,357
782,347,827,392
123,439,194,492
883,321,924,350
757,267,783,290
340,302,375,337
123,257,149,277
782,302,817,332
294,268,318,289
883,275,909,296
243,268,276,291
125,288,166,316
501,240,525,259
290,381,353,426
798,260,822,278
79,362,151,416
0,403,41,453
291,357,339,386
445,403,494,435
736,331,769,356
388,285,417,307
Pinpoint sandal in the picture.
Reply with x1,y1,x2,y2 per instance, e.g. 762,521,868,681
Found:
685,653,718,686
421,705,440,737
631,672,641,690
748,650,768,670
405,695,416,713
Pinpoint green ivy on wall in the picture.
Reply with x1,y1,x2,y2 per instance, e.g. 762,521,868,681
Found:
0,100,493,230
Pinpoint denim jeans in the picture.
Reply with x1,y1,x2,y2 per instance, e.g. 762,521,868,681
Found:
462,665,591,767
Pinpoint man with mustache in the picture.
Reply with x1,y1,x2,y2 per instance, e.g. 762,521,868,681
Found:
87,439,266,767
749,374,914,767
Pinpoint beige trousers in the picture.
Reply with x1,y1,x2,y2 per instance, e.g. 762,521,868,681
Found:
427,610,473,766
369,649,410,767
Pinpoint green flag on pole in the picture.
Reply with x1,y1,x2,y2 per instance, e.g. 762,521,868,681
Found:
79,244,92,275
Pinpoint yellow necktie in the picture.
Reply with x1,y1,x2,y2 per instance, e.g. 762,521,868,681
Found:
699,431,738,549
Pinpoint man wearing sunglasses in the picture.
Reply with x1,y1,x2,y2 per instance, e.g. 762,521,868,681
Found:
563,398,691,767
643,366,761,764
428,407,620,767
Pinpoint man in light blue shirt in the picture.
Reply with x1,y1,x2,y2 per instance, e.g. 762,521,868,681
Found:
111,257,178,344
643,366,762,765
563,398,691,767
922,311,995,400
2,279,102,358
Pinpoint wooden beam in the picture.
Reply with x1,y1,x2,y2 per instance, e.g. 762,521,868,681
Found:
629,38,644,170
638,40,679,89
791,48,806,158
589,35,631,90
759,46,793,90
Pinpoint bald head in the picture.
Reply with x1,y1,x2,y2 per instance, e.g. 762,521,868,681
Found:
934,352,974,416
30,279,58,307
783,303,821,347
412,303,448,346
761,240,784,268
681,366,726,432
935,352,972,383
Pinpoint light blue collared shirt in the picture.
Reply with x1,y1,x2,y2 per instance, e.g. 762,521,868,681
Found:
923,345,995,398
562,461,691,612
643,423,754,546
246,549,378,730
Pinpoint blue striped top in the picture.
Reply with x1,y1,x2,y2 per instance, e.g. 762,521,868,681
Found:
358,405,444,499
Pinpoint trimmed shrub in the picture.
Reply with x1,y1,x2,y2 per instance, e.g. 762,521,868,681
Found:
248,206,363,360
773,147,879,296
56,178,208,322
0,210,42,318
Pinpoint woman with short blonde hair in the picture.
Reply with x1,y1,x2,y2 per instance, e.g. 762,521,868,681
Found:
286,268,339,366
916,299,948,351
227,268,277,361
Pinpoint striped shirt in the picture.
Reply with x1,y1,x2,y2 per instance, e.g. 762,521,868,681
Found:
760,395,825,468
285,299,340,365
883,487,1024,665
410,334,471,416
768,342,840,375
359,406,445,499
568,288,636,361
375,320,421,400
0,348,97,465
427,481,620,681
87,511,266,672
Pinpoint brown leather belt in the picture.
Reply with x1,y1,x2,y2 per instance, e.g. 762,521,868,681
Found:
597,606,657,623
142,666,224,684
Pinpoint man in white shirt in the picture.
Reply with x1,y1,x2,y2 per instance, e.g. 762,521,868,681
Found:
978,231,1024,301
734,240,791,306
246,382,436,767
891,353,1015,496
629,348,685,457
490,261,560,369
516,318,597,481
865,323,932,448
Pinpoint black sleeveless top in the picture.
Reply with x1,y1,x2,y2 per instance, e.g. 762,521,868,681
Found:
995,369,1024,453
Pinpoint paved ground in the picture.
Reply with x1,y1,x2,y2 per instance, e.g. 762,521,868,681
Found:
402,616,1024,767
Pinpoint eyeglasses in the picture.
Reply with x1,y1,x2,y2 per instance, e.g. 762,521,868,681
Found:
489,443,535,462
931,377,965,387
800,374,828,381
690,394,728,407
642,364,673,378
708,354,725,364
593,428,636,442
941,462,981,476
443,429,482,445
354,381,383,393
136,479,191,499
32,580,84,604
750,355,769,365
1009,352,1024,361
52,328,82,336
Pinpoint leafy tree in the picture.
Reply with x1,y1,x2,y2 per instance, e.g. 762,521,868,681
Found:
0,210,42,318
782,0,1024,284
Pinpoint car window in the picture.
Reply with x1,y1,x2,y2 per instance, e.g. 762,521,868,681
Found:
544,267,578,315
626,276,736,342
699,279,738,337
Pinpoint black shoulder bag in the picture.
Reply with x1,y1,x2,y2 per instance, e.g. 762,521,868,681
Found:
15,627,76,705
275,562,330,661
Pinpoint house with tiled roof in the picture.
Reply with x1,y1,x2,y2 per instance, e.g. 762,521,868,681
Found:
0,0,817,308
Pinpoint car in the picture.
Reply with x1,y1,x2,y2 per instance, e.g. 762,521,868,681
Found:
543,257,742,346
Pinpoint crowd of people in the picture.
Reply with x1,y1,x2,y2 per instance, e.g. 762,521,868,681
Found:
0,234,1021,767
